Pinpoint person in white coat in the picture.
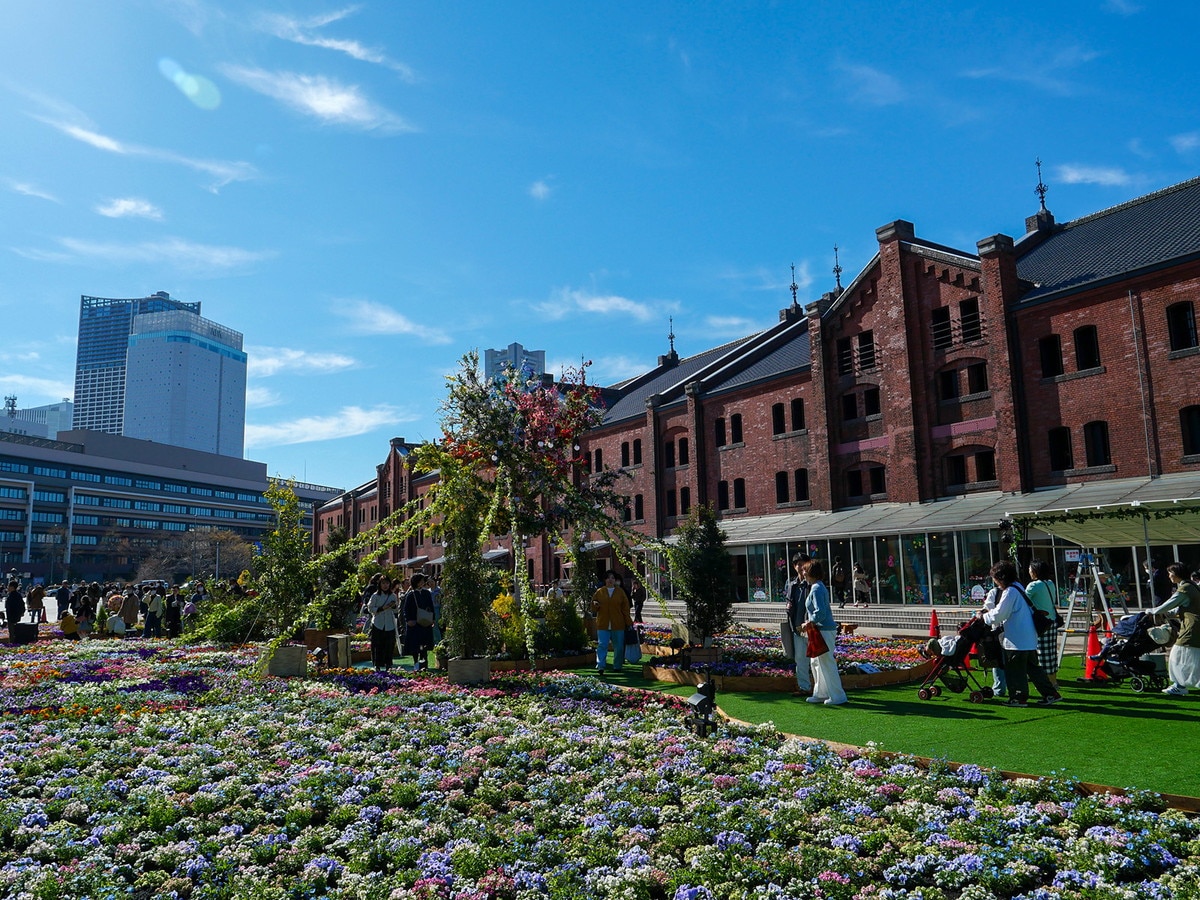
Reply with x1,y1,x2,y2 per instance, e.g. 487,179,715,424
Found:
980,560,1061,708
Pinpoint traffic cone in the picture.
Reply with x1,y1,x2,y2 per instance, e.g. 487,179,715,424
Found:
1083,624,1109,680
928,609,941,637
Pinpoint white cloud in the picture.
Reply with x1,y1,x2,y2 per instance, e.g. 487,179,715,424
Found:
1170,132,1200,154
35,117,257,191
705,315,767,337
40,236,273,272
219,65,416,133
95,198,164,220
578,355,653,384
245,385,282,408
1104,0,1142,14
7,180,59,203
836,62,906,106
257,9,417,81
247,346,357,377
529,179,553,201
716,263,813,297
333,299,451,343
1056,164,1132,187
0,374,75,399
245,404,406,447
961,45,1100,97
536,288,662,323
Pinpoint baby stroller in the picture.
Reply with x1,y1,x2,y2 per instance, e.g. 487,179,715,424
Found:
1090,612,1170,693
916,616,995,703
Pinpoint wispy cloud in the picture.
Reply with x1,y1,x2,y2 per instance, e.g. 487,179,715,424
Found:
536,288,667,323
1170,132,1200,154
15,236,273,272
245,385,282,408
1104,0,1142,14
257,8,417,81
716,262,813,297
245,404,406,447
0,373,75,400
333,299,451,343
1056,164,1133,187
836,62,906,106
247,346,357,377
529,179,553,201
219,65,416,133
95,198,164,220
704,315,768,338
35,117,257,191
6,180,59,203
576,355,654,384
961,45,1100,97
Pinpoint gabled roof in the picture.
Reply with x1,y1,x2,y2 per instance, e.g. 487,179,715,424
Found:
699,321,810,394
1016,176,1200,304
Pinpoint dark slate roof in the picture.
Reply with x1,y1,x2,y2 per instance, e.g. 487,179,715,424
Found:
706,327,811,394
601,336,758,425
1015,176,1200,304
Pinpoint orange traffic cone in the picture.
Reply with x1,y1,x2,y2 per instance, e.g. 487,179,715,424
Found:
929,609,941,637
1083,624,1109,680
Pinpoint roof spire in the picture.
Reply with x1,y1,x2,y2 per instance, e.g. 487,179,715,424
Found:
1035,157,1048,212
832,245,843,291
790,263,799,308
668,316,675,354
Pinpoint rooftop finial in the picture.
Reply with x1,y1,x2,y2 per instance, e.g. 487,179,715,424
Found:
1035,157,1048,212
668,316,675,354
790,263,799,308
832,245,843,290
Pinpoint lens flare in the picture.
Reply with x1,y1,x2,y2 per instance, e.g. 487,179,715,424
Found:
158,57,221,110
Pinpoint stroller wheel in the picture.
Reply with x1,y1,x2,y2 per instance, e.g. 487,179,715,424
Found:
930,685,943,697
1129,675,1146,693
969,691,984,703
918,688,932,700
981,687,994,699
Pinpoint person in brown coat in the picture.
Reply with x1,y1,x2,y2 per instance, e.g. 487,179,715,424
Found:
590,570,633,674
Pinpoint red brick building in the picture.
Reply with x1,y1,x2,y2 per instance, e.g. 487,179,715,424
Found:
318,177,1200,608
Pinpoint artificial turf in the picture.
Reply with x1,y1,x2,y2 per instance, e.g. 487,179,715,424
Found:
590,654,1200,801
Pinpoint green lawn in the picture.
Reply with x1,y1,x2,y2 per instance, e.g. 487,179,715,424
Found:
588,654,1200,800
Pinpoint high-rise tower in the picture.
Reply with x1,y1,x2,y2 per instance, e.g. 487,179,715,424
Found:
72,292,246,457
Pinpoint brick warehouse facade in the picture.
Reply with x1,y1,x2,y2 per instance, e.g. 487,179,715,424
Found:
317,177,1200,608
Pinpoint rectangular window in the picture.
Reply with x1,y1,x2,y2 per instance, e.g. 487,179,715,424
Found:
1168,302,1199,351
842,394,858,421
714,418,727,448
775,471,789,504
939,370,960,401
1048,427,1073,471
846,470,864,497
663,440,676,468
33,466,66,478
666,489,677,517
730,414,743,444
634,494,644,520
932,308,953,350
1074,325,1102,370
189,486,213,497
733,478,746,508
0,461,29,474
136,479,162,490
858,330,877,369
868,466,887,495
1084,420,1111,467
790,398,806,431
33,490,63,503
105,475,133,487
621,442,630,467
0,509,23,520
794,468,809,502
593,448,603,471
959,298,982,342
772,403,786,435
678,438,689,466
1039,335,1064,377
863,387,881,417
836,337,854,375
73,514,99,526
1182,406,1200,456
680,487,691,514
976,449,997,482
632,439,642,465
0,487,25,500
966,362,989,394
717,481,729,510
946,454,967,486
164,483,187,494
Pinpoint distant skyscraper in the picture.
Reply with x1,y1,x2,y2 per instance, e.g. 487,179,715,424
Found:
484,342,546,381
72,292,247,457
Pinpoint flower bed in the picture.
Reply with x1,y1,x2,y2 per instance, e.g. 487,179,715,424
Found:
0,640,1197,898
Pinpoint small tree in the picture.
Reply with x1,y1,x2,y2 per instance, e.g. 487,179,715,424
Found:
672,504,736,644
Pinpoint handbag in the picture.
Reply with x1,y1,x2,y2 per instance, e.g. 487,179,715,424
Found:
1015,585,1054,635
803,621,829,658
780,620,795,659
416,606,435,627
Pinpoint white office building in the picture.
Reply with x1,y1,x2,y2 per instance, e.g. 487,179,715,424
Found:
0,400,74,440
73,292,247,457
484,342,547,381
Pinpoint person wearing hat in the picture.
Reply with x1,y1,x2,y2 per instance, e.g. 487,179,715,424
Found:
1150,562,1200,697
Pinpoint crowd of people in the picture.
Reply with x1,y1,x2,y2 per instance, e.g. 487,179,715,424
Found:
361,572,442,672
2,578,204,642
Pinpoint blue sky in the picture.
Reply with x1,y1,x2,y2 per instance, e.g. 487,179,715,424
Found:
2,0,1198,490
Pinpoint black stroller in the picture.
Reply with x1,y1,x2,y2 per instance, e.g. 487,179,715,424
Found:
1091,612,1170,693
917,616,996,703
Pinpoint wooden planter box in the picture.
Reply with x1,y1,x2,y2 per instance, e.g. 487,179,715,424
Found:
267,644,308,678
447,656,491,684
303,629,331,651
